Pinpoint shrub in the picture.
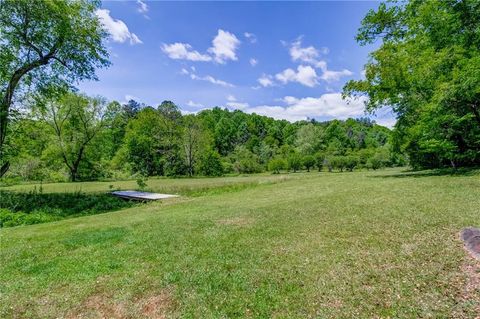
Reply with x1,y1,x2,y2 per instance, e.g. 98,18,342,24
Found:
345,156,359,172
268,158,286,174
136,176,148,190
329,156,347,172
233,157,263,174
0,209,60,227
287,153,303,172
231,146,263,174
0,190,137,227
302,155,316,172
367,157,383,170
199,150,223,176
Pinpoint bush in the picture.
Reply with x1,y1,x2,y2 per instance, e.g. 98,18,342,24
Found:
231,146,263,174
302,155,316,172
287,153,303,172
0,209,60,227
366,157,383,170
268,158,286,174
233,157,263,174
329,156,347,172
0,190,137,227
198,150,223,176
345,156,359,172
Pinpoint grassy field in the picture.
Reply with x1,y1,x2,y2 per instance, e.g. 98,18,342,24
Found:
1,174,298,196
1,168,479,318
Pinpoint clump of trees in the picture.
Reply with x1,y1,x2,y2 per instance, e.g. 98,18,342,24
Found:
5,95,400,181
343,0,480,169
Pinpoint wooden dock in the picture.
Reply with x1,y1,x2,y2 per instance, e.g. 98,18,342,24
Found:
111,190,179,201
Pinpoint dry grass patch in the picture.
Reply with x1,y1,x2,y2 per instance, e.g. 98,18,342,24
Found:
140,290,176,319
458,258,480,318
216,216,254,227
66,289,176,319
66,293,127,319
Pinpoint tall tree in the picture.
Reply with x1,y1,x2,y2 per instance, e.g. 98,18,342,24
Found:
182,115,208,177
42,93,110,181
0,0,109,176
343,0,480,168
157,101,184,176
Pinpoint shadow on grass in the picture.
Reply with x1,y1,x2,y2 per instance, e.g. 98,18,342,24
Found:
0,190,139,227
369,167,480,179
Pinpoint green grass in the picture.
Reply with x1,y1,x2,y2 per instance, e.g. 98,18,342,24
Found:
1,173,298,196
1,168,479,318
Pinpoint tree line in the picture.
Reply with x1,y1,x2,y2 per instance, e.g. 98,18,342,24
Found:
5,94,400,182
1,0,478,180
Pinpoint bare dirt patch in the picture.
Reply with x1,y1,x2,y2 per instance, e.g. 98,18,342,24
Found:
66,293,127,319
216,216,254,227
140,290,175,319
66,289,175,319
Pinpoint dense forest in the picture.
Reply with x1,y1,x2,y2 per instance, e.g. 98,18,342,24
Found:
4,95,399,182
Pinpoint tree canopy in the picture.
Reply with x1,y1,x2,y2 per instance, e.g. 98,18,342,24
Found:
0,0,109,176
5,98,397,181
343,0,480,168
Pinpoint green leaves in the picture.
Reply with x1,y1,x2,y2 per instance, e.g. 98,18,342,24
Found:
344,0,480,168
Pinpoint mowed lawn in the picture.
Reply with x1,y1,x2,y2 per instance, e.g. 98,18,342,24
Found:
1,169,479,318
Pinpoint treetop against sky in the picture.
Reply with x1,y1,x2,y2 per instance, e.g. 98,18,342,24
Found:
80,1,395,127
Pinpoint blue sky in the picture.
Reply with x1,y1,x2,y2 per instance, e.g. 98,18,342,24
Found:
80,1,395,127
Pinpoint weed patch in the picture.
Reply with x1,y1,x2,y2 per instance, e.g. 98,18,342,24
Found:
0,190,138,227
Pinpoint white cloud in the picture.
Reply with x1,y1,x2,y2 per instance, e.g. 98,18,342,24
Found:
320,69,354,82
290,39,321,64
162,43,212,62
226,102,249,110
190,74,234,87
245,93,367,122
375,117,396,128
249,58,258,66
226,95,237,102
208,29,240,64
275,65,318,87
162,29,240,64
244,32,257,43
258,74,275,87
95,9,142,45
186,100,204,108
287,38,352,83
137,0,148,13
181,68,234,87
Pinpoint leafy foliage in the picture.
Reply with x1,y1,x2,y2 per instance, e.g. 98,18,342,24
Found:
343,0,480,168
0,189,137,227
0,0,110,175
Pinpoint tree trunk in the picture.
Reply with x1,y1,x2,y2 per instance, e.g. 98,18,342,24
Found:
450,159,457,170
0,100,9,178
0,52,56,177
70,167,77,182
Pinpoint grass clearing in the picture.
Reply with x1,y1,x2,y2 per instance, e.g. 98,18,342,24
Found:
1,173,297,196
1,168,479,318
